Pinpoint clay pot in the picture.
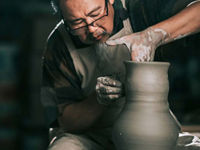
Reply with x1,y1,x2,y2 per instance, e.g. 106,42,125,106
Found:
112,61,180,150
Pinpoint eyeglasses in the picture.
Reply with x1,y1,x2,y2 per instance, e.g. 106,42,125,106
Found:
64,0,109,35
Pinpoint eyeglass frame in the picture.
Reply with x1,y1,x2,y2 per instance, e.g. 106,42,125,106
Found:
63,0,109,35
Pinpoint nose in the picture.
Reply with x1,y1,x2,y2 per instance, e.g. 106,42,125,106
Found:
85,18,98,33
88,25,97,33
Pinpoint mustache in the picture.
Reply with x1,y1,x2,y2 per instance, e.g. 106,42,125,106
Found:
99,30,111,36
88,30,111,40
100,30,112,37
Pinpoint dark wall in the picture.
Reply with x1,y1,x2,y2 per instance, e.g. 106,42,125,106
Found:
0,0,59,149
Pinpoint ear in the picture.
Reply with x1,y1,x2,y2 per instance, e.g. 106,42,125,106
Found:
109,0,115,5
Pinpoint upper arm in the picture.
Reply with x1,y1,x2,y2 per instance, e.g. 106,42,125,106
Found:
126,0,197,32
41,28,83,127
171,0,199,14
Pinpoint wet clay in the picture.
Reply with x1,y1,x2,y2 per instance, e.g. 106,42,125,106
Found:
112,61,180,150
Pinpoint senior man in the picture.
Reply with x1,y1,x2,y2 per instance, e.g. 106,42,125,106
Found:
41,0,200,149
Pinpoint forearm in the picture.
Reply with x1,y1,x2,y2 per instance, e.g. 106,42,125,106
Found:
152,1,200,44
58,92,106,133
106,1,200,61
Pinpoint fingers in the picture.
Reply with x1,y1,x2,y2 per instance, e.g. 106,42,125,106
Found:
106,37,126,46
96,76,124,105
131,50,149,62
97,76,122,87
150,48,156,61
130,44,153,62
97,95,120,105
96,91,122,106
97,94,121,101
106,29,160,62
96,83,123,94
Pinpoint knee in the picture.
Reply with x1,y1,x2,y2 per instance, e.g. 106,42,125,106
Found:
48,134,89,150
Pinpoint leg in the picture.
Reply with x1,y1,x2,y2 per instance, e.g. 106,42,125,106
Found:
48,133,104,150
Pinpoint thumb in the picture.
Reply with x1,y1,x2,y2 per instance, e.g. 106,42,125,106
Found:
106,37,126,46
131,51,139,62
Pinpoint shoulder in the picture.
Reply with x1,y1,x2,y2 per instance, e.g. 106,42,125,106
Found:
42,20,73,84
42,20,68,65
125,0,195,32
45,20,64,53
47,20,64,42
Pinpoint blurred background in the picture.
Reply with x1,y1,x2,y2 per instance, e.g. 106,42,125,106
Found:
0,0,59,149
0,0,200,150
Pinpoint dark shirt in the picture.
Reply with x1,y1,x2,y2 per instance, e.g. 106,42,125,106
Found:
41,0,198,127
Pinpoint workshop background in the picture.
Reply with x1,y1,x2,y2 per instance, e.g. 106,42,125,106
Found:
0,0,200,150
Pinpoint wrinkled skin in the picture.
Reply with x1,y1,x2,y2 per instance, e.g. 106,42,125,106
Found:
60,0,115,44
106,27,169,61
96,76,124,105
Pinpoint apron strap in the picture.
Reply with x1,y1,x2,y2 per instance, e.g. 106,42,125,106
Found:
57,20,78,59
121,0,133,34
121,0,127,9
57,20,82,79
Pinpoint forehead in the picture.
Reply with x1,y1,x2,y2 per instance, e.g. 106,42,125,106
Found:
60,0,104,19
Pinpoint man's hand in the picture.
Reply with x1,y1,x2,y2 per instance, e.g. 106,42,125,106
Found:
96,76,124,105
106,27,169,61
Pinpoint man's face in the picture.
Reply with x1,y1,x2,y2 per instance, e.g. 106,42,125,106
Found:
60,0,115,44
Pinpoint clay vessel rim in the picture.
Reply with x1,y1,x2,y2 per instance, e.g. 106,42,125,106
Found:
124,61,170,66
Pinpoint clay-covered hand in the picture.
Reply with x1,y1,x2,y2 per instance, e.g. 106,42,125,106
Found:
106,27,169,62
96,76,124,105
